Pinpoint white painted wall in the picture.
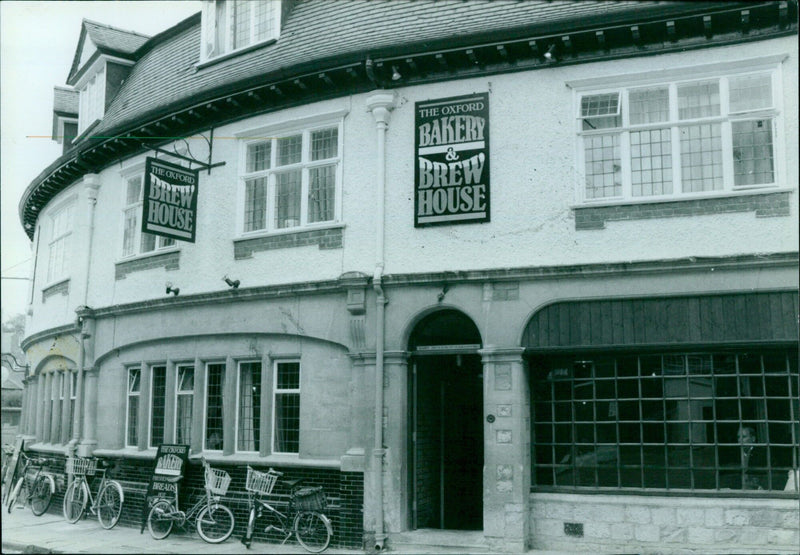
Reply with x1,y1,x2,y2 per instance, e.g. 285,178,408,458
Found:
25,36,798,337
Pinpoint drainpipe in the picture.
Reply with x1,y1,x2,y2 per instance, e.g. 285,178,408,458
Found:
68,174,100,457
366,90,396,552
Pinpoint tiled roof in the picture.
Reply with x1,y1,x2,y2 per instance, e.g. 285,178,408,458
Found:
83,18,150,55
95,0,722,138
67,19,150,85
53,86,78,115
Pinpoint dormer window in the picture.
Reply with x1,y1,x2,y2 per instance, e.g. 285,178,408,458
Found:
201,0,281,61
78,65,105,134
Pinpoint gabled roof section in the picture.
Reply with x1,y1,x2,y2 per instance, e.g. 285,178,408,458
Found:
67,19,150,85
53,86,79,116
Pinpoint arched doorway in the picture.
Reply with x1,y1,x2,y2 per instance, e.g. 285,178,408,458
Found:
408,309,483,530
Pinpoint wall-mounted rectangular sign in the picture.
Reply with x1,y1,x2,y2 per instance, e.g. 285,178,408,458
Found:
142,157,199,243
415,93,490,227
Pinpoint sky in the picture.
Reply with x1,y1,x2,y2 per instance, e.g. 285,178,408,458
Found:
0,1,202,325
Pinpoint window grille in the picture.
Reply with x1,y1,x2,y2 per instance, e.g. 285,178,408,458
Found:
241,124,341,234
532,350,799,493
273,361,300,454
126,368,141,447
237,361,262,452
122,175,175,258
175,365,194,446
577,68,780,202
205,363,225,451
149,366,167,448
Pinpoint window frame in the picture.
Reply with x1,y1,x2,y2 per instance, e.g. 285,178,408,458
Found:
77,64,105,134
125,367,141,448
120,170,177,260
203,361,226,452
571,58,786,205
68,371,77,441
174,364,195,447
45,198,75,285
148,365,167,449
200,0,281,63
531,349,799,494
235,360,263,454
237,114,345,237
272,359,301,455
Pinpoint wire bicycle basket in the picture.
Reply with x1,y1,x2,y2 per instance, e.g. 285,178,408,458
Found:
66,457,97,476
204,465,231,496
291,486,326,511
244,466,280,496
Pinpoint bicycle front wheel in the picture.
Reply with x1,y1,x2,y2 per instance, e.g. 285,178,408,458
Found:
293,511,332,553
96,480,124,529
147,499,175,540
63,480,89,523
29,475,53,516
6,477,24,514
196,503,235,544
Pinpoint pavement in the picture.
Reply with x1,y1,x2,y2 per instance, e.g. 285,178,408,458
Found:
1,507,359,554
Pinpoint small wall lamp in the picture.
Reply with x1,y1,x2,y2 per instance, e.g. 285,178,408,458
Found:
165,282,180,296
391,65,402,81
543,44,557,62
223,276,240,289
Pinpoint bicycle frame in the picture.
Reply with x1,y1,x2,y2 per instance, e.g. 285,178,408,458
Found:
251,494,294,540
77,470,109,515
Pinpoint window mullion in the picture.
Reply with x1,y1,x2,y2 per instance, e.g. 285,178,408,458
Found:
719,77,735,192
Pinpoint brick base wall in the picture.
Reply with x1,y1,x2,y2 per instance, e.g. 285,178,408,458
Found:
530,492,800,553
31,452,363,549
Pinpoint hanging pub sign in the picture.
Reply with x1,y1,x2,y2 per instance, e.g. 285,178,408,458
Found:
139,444,189,533
142,157,199,242
415,92,490,227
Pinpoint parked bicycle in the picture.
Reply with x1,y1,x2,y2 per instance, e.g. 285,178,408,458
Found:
62,456,124,529
5,451,57,516
146,457,235,543
240,466,332,553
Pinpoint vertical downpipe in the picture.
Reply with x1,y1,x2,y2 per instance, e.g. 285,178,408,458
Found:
70,174,100,457
366,90,396,552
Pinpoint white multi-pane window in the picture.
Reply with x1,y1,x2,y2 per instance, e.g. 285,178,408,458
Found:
122,175,175,257
175,365,194,446
78,66,105,134
201,0,280,61
273,361,300,454
126,367,141,447
47,202,74,283
576,67,781,202
237,361,262,452
241,124,341,234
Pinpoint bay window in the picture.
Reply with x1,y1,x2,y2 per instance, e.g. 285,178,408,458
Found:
576,65,781,202
150,365,167,448
205,363,225,451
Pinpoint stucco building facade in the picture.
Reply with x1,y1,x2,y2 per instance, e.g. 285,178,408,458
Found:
15,1,799,552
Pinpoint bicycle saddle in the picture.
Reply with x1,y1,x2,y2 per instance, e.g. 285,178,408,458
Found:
97,459,115,469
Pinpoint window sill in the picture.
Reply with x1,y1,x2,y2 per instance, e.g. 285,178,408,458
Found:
115,249,180,280
573,188,793,230
234,224,344,259
192,452,340,469
42,278,70,303
195,38,277,70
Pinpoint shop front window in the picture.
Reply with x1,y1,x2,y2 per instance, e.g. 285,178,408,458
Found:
532,350,799,492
